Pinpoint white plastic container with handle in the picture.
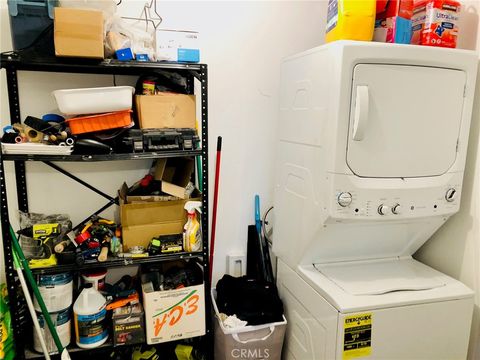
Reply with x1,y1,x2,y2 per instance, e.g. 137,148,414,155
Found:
73,283,108,349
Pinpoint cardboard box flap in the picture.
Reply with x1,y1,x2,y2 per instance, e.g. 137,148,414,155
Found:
154,158,195,199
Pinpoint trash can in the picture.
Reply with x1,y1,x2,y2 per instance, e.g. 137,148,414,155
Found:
212,288,287,360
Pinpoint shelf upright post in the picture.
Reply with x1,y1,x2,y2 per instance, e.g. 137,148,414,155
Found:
2,65,28,359
199,64,213,358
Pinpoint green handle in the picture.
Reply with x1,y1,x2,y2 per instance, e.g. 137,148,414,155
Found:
9,225,65,354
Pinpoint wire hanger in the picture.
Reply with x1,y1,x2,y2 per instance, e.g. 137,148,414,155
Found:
121,0,163,31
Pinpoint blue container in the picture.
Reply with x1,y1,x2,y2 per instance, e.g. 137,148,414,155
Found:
8,0,57,50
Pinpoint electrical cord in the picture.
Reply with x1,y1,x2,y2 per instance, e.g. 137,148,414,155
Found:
262,206,274,246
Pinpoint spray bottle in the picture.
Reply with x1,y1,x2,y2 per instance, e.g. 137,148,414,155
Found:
183,201,202,252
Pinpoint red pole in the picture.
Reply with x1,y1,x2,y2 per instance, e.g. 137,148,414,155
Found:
209,136,222,284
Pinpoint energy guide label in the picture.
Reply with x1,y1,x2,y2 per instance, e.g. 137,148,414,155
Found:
343,313,372,359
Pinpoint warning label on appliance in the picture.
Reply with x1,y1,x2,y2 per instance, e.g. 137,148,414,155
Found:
343,313,372,359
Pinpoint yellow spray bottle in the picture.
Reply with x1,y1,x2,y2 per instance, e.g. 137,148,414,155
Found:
183,201,202,252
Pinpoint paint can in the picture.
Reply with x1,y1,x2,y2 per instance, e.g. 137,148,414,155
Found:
33,308,71,354
34,272,73,312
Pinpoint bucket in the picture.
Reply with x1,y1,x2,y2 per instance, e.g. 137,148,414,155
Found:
33,308,71,354
34,272,73,312
81,269,107,291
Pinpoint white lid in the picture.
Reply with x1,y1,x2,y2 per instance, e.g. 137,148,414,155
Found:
315,258,445,296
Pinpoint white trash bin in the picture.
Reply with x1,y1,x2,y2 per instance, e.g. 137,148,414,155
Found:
212,288,287,360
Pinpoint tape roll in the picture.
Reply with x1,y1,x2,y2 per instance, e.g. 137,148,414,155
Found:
59,142,66,146
15,136,23,144
25,125,43,143
65,138,74,146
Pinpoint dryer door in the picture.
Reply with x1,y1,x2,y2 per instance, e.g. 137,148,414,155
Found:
346,64,466,178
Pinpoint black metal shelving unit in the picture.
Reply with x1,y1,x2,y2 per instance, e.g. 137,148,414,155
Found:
0,53,211,359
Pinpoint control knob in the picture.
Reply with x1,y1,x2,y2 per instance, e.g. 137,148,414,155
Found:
378,204,389,215
392,204,401,215
445,188,456,202
337,192,352,207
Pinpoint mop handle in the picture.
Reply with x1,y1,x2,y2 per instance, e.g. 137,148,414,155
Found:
209,136,222,283
9,226,65,354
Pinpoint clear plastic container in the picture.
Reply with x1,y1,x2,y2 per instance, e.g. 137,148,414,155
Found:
325,0,377,43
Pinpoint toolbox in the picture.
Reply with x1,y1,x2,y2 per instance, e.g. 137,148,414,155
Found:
67,110,132,135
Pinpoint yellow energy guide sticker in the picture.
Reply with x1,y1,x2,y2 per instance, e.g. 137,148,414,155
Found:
343,313,372,359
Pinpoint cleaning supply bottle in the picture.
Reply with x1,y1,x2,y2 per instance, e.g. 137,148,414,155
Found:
183,201,202,252
73,283,108,349
325,0,377,43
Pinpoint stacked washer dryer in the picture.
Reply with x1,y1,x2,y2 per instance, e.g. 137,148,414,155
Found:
274,41,478,360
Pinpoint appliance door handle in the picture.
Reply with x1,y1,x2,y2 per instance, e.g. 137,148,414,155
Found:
352,85,369,141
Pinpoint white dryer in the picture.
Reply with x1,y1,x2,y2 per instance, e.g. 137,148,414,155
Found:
273,41,478,360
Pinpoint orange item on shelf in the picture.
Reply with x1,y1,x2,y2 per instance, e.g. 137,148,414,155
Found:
67,110,132,135
421,0,461,48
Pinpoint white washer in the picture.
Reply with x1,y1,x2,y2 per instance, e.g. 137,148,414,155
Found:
273,41,478,360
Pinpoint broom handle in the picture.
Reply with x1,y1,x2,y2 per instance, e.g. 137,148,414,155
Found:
9,226,65,354
209,136,222,283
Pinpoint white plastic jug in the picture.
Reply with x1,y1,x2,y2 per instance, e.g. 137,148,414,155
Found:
73,283,108,349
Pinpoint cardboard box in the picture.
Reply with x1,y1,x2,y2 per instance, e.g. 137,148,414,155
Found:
112,303,145,346
154,158,195,199
135,94,196,129
54,7,104,59
142,283,205,344
374,0,413,44
155,29,200,63
118,182,200,251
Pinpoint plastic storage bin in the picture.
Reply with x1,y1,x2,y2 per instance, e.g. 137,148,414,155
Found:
8,0,56,50
67,110,132,135
212,289,287,360
52,86,135,115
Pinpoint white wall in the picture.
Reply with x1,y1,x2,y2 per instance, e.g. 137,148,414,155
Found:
0,1,326,285
415,2,480,359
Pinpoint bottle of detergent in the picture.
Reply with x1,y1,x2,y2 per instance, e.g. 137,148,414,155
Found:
73,283,108,349
183,201,202,252
326,0,377,43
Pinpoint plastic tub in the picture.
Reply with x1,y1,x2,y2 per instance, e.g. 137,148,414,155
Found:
67,110,132,135
8,0,55,50
52,86,135,115
34,272,73,313
33,308,71,354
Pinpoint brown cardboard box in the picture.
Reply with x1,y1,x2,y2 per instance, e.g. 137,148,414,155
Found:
119,183,201,251
135,94,196,129
54,7,104,59
154,158,195,199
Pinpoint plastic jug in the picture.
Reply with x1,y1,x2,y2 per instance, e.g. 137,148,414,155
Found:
73,283,108,349
326,0,377,43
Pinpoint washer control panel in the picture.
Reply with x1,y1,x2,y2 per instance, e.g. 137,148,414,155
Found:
333,184,461,219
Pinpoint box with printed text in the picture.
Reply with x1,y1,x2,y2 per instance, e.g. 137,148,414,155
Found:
142,283,205,344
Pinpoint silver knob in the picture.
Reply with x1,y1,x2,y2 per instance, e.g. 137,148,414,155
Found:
378,204,389,215
337,192,352,207
392,204,401,214
445,188,456,202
